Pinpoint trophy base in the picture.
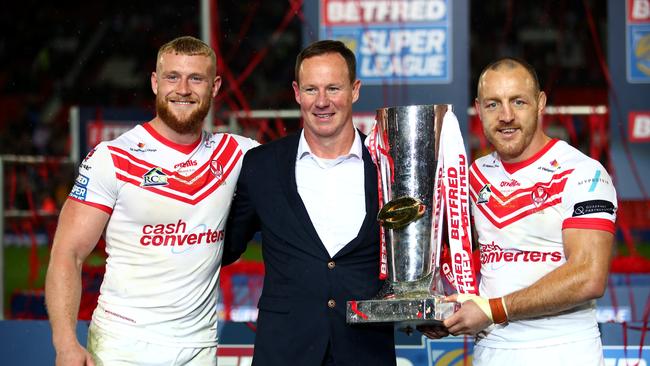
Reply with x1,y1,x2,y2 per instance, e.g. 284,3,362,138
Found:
346,296,458,331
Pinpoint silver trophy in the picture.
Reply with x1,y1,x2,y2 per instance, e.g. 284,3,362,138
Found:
347,104,457,332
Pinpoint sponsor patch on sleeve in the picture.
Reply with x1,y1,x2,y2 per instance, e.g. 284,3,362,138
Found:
69,174,89,200
572,200,616,217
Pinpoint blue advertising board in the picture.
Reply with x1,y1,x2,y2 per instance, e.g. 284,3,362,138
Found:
303,0,470,136
627,0,650,83
320,0,452,85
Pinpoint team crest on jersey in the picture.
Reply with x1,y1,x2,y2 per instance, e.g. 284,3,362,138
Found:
531,185,548,207
210,160,224,180
477,184,492,204
141,167,168,187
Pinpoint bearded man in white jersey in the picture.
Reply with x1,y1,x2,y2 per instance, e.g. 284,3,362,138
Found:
45,36,257,366
422,58,617,366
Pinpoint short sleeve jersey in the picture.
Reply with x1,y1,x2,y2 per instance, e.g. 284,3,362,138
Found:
469,139,617,348
69,122,258,346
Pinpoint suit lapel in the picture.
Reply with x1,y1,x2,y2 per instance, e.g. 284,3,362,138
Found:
276,133,328,255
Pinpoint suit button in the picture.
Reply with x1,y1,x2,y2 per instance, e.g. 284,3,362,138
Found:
327,261,335,269
327,299,336,308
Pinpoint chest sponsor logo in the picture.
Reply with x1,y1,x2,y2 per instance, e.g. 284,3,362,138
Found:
500,179,520,188
174,159,198,170
572,199,616,217
476,184,492,204
480,241,563,264
141,167,168,187
69,174,90,200
531,185,548,207
140,219,225,247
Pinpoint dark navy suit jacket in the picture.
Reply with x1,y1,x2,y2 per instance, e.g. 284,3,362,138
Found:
223,131,396,366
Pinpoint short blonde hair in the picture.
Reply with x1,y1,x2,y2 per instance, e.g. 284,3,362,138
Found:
156,36,217,74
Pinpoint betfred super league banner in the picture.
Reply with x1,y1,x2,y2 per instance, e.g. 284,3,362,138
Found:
320,0,452,85
627,0,650,83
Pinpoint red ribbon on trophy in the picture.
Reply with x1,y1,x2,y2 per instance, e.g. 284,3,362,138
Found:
366,124,391,280
434,111,478,295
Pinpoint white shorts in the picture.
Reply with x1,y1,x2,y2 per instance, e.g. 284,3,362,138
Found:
87,324,217,366
473,337,605,366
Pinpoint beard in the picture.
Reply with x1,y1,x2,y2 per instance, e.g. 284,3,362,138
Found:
485,116,538,161
156,94,211,134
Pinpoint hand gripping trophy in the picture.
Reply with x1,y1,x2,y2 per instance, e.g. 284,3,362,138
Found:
346,104,478,333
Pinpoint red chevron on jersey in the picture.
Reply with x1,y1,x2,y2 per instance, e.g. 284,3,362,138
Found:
108,134,243,204
469,163,573,228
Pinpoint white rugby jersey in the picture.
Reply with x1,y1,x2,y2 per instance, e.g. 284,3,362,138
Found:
69,122,258,346
469,139,617,348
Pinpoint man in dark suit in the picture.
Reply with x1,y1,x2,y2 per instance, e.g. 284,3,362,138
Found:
223,40,396,365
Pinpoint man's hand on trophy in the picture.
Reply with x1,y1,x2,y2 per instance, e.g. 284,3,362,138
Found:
441,293,509,336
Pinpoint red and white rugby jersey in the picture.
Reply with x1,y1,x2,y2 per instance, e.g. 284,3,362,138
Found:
469,139,617,348
69,122,258,346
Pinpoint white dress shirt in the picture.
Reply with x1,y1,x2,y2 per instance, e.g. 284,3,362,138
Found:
295,130,366,258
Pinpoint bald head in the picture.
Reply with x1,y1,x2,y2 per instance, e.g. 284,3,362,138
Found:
477,57,540,99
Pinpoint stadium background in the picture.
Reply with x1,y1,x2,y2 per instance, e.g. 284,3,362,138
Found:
1,0,648,365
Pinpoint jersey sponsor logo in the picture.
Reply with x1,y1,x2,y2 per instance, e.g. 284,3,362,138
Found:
480,241,563,264
140,219,225,247
537,166,556,173
480,159,499,168
70,174,90,200
76,174,89,186
577,169,611,191
500,179,521,187
476,184,492,204
531,185,549,207
572,199,616,217
130,141,157,153
174,159,198,170
141,167,168,187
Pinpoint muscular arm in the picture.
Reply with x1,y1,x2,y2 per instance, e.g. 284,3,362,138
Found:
505,228,613,320
45,199,109,365
443,228,613,335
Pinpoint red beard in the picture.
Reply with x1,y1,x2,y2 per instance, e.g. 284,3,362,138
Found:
156,95,211,134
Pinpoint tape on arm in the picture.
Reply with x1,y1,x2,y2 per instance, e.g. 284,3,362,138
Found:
456,294,508,324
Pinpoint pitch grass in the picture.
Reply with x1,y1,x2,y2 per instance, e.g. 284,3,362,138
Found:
2,242,263,318
2,241,645,318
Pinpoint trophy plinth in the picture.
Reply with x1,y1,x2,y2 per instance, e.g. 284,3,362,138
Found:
346,296,458,326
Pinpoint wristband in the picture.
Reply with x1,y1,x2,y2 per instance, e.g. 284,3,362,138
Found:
489,297,508,324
